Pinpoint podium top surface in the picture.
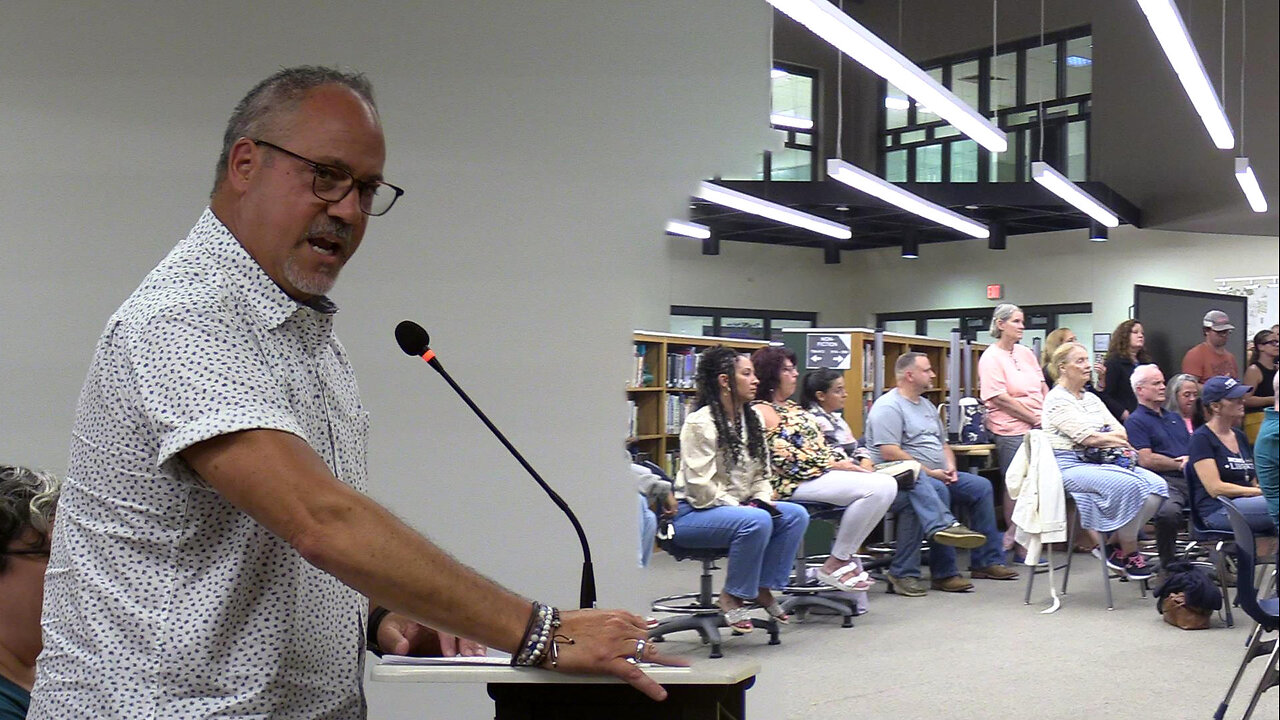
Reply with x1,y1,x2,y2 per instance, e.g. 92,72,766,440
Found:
371,657,760,686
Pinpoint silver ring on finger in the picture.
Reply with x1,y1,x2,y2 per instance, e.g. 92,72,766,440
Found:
633,638,647,661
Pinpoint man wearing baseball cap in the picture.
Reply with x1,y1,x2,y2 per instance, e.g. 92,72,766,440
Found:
1181,310,1240,381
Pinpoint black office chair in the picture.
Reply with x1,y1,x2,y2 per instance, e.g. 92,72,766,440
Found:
779,499,859,627
1212,498,1278,720
647,526,781,659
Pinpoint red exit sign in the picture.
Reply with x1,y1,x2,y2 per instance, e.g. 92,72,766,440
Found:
986,284,1004,300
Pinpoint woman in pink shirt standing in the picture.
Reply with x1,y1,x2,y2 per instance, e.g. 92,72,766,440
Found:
978,304,1050,556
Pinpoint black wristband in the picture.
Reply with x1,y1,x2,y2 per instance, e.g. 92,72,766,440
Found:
367,606,391,656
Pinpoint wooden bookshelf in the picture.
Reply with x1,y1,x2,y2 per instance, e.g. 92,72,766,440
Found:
628,331,769,476
780,328,987,439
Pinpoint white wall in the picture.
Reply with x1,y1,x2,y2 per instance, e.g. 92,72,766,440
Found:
0,3,774,718
658,225,1279,340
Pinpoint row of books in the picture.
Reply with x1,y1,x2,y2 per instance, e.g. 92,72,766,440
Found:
665,394,698,435
627,400,639,439
629,344,704,388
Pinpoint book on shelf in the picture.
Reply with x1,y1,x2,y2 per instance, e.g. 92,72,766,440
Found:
664,394,698,435
627,399,638,438
663,450,681,477
665,349,701,389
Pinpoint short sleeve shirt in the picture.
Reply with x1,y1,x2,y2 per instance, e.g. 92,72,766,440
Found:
978,344,1046,435
1181,342,1239,380
31,209,371,719
864,390,947,470
1186,425,1255,521
1125,404,1191,460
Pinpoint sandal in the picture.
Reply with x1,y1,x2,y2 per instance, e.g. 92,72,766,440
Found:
763,601,791,625
720,604,754,633
816,562,875,592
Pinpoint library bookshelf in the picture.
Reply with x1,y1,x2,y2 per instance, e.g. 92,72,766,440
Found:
780,328,987,438
628,331,769,476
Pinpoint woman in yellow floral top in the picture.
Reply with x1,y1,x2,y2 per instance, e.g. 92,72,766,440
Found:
751,347,897,592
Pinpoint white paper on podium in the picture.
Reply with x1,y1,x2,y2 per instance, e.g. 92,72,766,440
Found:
379,654,511,667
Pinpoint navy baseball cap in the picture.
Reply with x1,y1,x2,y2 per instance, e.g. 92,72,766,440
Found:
1201,376,1250,404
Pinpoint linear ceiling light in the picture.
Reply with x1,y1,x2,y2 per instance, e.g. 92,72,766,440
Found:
695,182,852,239
1234,158,1268,213
826,159,988,238
1031,162,1120,228
664,219,711,239
767,0,1006,153
770,113,814,130
1136,0,1235,149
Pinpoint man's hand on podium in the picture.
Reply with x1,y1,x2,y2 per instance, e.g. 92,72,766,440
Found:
550,609,688,701
378,612,487,657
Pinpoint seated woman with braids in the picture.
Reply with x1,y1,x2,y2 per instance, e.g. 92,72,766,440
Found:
671,346,809,633
752,350,896,593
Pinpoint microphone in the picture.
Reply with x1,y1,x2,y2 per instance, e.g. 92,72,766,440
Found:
394,320,597,609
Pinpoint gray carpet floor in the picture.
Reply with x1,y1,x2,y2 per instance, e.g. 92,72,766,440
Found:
643,549,1277,720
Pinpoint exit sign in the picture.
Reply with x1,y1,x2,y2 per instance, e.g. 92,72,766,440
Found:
987,284,1003,300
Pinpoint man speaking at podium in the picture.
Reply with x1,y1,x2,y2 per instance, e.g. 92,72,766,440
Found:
29,66,679,719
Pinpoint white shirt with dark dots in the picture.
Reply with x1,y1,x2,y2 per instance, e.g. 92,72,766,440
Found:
31,208,371,719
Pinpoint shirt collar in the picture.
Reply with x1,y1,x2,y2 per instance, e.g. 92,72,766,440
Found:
194,207,339,329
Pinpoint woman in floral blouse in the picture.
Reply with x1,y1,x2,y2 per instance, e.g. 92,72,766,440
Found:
751,347,896,592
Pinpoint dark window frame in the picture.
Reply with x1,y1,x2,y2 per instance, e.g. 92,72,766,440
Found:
768,61,820,182
671,305,818,342
876,302,1092,342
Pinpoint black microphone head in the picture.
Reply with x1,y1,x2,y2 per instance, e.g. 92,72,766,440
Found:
395,320,431,356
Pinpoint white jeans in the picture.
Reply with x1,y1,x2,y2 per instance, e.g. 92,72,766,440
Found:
791,470,897,561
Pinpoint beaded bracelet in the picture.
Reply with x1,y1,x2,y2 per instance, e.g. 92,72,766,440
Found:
366,606,391,656
511,602,560,667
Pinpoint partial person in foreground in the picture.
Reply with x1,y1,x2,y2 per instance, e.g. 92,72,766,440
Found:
671,346,809,632
1254,373,1279,526
30,66,679,720
751,354,895,594
1185,376,1277,541
1242,328,1278,442
1042,342,1167,580
0,466,60,720
865,352,1018,597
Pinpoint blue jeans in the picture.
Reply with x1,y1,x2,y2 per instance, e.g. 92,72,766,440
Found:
889,471,1003,579
671,500,809,600
638,495,657,567
1202,495,1279,536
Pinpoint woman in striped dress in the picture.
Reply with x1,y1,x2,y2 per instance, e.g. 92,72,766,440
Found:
1042,342,1167,580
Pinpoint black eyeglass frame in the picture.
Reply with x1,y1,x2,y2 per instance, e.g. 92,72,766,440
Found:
251,138,405,216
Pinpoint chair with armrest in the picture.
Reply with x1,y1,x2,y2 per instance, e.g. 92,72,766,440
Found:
647,520,781,659
1212,497,1278,720
1184,469,1236,627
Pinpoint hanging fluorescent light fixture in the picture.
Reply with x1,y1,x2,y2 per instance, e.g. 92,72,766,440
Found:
664,219,712,239
1031,162,1120,228
770,114,814,130
1234,158,1268,213
826,159,988,238
695,182,852,239
1135,0,1235,150
766,0,1006,152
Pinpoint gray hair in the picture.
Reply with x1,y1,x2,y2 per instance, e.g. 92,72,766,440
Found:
1164,373,1199,415
212,66,377,195
1130,363,1163,392
989,303,1021,338
895,351,927,378
0,464,61,573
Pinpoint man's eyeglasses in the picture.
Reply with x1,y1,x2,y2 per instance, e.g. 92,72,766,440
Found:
252,139,404,216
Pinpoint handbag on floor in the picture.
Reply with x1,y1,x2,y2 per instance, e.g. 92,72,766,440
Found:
1154,560,1222,630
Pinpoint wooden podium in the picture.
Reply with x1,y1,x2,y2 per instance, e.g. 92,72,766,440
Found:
372,657,760,719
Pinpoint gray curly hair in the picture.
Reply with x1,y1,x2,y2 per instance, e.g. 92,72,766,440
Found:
211,65,377,196
1,464,61,573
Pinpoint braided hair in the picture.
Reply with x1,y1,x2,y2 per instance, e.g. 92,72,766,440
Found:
695,346,767,469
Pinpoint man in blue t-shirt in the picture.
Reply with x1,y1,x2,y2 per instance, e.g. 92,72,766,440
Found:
865,352,1017,597
1124,365,1190,574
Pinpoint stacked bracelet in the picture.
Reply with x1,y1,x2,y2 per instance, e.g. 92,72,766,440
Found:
511,602,560,667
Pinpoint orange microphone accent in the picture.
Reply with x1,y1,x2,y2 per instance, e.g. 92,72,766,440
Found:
420,349,436,364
